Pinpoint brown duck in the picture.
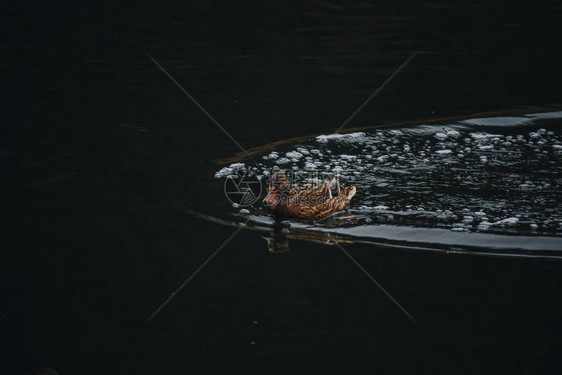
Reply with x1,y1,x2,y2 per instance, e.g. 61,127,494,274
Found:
263,171,356,220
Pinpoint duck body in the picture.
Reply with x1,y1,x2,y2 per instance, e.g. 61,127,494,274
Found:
263,171,356,220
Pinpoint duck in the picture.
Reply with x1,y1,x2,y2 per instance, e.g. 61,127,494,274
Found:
263,171,356,220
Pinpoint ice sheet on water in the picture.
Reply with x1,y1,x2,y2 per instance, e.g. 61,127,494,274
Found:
214,112,562,236
316,132,367,143
461,116,532,127
526,111,562,120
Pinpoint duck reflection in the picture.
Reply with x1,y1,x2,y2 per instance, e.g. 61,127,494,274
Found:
262,218,291,253
262,232,290,253
181,207,356,254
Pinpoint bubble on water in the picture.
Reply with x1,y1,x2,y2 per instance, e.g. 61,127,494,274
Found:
215,162,246,178
471,132,498,140
446,129,461,138
463,216,474,223
478,221,492,231
340,154,356,160
286,151,303,160
296,147,310,155
493,217,519,226
451,226,468,232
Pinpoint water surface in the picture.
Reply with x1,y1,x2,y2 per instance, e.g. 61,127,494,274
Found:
210,111,562,257
5,1,562,374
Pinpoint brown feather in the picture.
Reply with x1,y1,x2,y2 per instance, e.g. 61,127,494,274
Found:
264,171,356,220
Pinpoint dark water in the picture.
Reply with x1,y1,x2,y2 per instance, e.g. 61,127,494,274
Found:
3,1,562,374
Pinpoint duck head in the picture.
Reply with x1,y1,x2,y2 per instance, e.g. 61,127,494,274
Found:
323,174,341,198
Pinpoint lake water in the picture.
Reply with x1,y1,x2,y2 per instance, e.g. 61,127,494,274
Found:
4,1,562,374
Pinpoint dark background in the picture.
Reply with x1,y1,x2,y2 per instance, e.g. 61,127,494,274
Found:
2,0,562,374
